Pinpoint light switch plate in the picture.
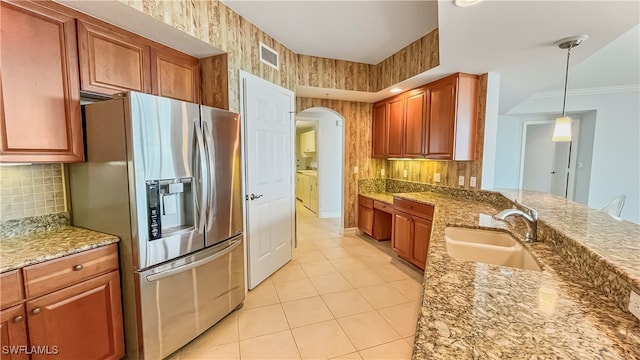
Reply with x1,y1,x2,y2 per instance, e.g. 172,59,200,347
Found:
381,168,385,176
353,166,359,174
402,169,408,178
470,177,477,187
434,173,441,182
629,290,640,321
458,176,465,186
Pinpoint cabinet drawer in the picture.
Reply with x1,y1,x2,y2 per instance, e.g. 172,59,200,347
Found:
1,270,24,309
373,200,394,214
393,197,434,220
358,195,374,208
23,244,119,298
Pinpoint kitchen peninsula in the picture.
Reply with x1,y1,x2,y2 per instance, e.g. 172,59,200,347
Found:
358,179,640,359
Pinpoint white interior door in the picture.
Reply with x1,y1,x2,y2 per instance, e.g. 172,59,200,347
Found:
241,72,294,289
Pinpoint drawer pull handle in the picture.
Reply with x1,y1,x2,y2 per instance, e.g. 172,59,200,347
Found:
32,308,41,315
14,315,24,323
73,264,83,271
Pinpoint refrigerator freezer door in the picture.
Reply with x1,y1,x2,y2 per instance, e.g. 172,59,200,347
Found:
201,106,243,246
137,235,245,359
127,92,205,268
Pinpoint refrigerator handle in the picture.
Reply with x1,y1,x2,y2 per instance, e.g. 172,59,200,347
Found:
145,237,242,282
202,121,216,232
194,122,208,234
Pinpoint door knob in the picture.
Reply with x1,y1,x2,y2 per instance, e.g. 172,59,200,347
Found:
249,194,264,200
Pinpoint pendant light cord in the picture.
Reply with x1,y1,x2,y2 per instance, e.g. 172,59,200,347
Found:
561,46,572,117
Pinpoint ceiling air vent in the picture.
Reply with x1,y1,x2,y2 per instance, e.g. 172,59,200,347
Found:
259,42,279,70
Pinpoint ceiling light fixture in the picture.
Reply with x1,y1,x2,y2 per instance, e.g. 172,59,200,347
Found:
453,0,483,7
390,88,402,93
552,35,588,142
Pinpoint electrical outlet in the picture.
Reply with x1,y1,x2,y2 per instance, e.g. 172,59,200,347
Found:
380,168,385,177
353,166,359,174
434,173,441,182
458,176,465,186
470,177,477,187
402,169,408,178
629,290,640,321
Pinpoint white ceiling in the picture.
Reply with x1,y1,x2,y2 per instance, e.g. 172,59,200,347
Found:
225,0,639,113
221,0,439,64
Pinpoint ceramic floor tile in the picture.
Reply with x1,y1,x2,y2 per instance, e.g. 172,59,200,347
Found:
337,311,402,350
356,284,409,309
389,278,423,301
239,330,301,359
274,278,319,302
180,341,240,360
271,263,308,284
180,313,238,351
308,272,353,295
358,339,412,360
291,320,356,359
237,304,289,340
282,296,334,328
322,290,373,318
340,268,386,288
293,249,327,264
404,335,416,347
331,352,363,360
371,264,413,282
300,260,339,277
244,280,280,308
378,303,420,337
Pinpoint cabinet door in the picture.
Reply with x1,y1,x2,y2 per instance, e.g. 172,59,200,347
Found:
296,176,304,199
0,305,28,360
26,271,124,360
371,101,387,158
411,217,432,271
0,1,83,162
150,45,200,103
404,87,428,157
426,76,457,159
358,204,374,236
386,95,405,157
77,20,151,95
392,211,412,260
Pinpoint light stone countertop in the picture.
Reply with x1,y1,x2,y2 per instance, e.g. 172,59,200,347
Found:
360,191,640,359
0,226,119,272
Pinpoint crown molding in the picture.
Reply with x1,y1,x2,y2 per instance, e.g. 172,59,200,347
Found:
530,84,640,99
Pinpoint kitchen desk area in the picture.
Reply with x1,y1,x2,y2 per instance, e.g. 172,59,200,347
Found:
358,179,640,359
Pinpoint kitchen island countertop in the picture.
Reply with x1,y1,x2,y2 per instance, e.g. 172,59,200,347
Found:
360,190,640,359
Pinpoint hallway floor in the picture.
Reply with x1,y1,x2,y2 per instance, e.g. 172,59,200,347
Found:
170,201,423,359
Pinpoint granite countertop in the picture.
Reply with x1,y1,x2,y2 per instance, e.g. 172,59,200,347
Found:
361,191,640,358
0,226,119,272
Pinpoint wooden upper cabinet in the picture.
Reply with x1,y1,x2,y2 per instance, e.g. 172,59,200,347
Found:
77,19,151,96
0,1,83,162
150,45,200,103
371,101,387,158
426,73,479,160
386,95,405,158
404,87,428,157
426,76,456,159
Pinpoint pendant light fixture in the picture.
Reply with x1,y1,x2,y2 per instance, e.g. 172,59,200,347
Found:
552,35,588,141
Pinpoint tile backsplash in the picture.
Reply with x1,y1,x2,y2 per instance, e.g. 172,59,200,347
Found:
0,164,66,222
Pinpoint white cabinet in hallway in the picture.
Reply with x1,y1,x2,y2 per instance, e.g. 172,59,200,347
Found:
299,129,316,154
297,171,318,214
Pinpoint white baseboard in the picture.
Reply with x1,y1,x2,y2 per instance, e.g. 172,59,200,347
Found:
319,211,341,218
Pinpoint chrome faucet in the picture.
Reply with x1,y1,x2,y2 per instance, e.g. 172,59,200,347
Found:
493,206,539,242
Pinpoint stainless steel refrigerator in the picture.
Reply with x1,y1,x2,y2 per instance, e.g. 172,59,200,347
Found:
70,92,244,359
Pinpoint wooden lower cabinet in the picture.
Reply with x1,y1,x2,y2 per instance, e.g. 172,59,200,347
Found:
358,203,374,237
26,270,124,360
392,198,434,271
0,304,29,360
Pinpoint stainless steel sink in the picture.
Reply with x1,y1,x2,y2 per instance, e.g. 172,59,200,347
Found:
445,227,541,271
